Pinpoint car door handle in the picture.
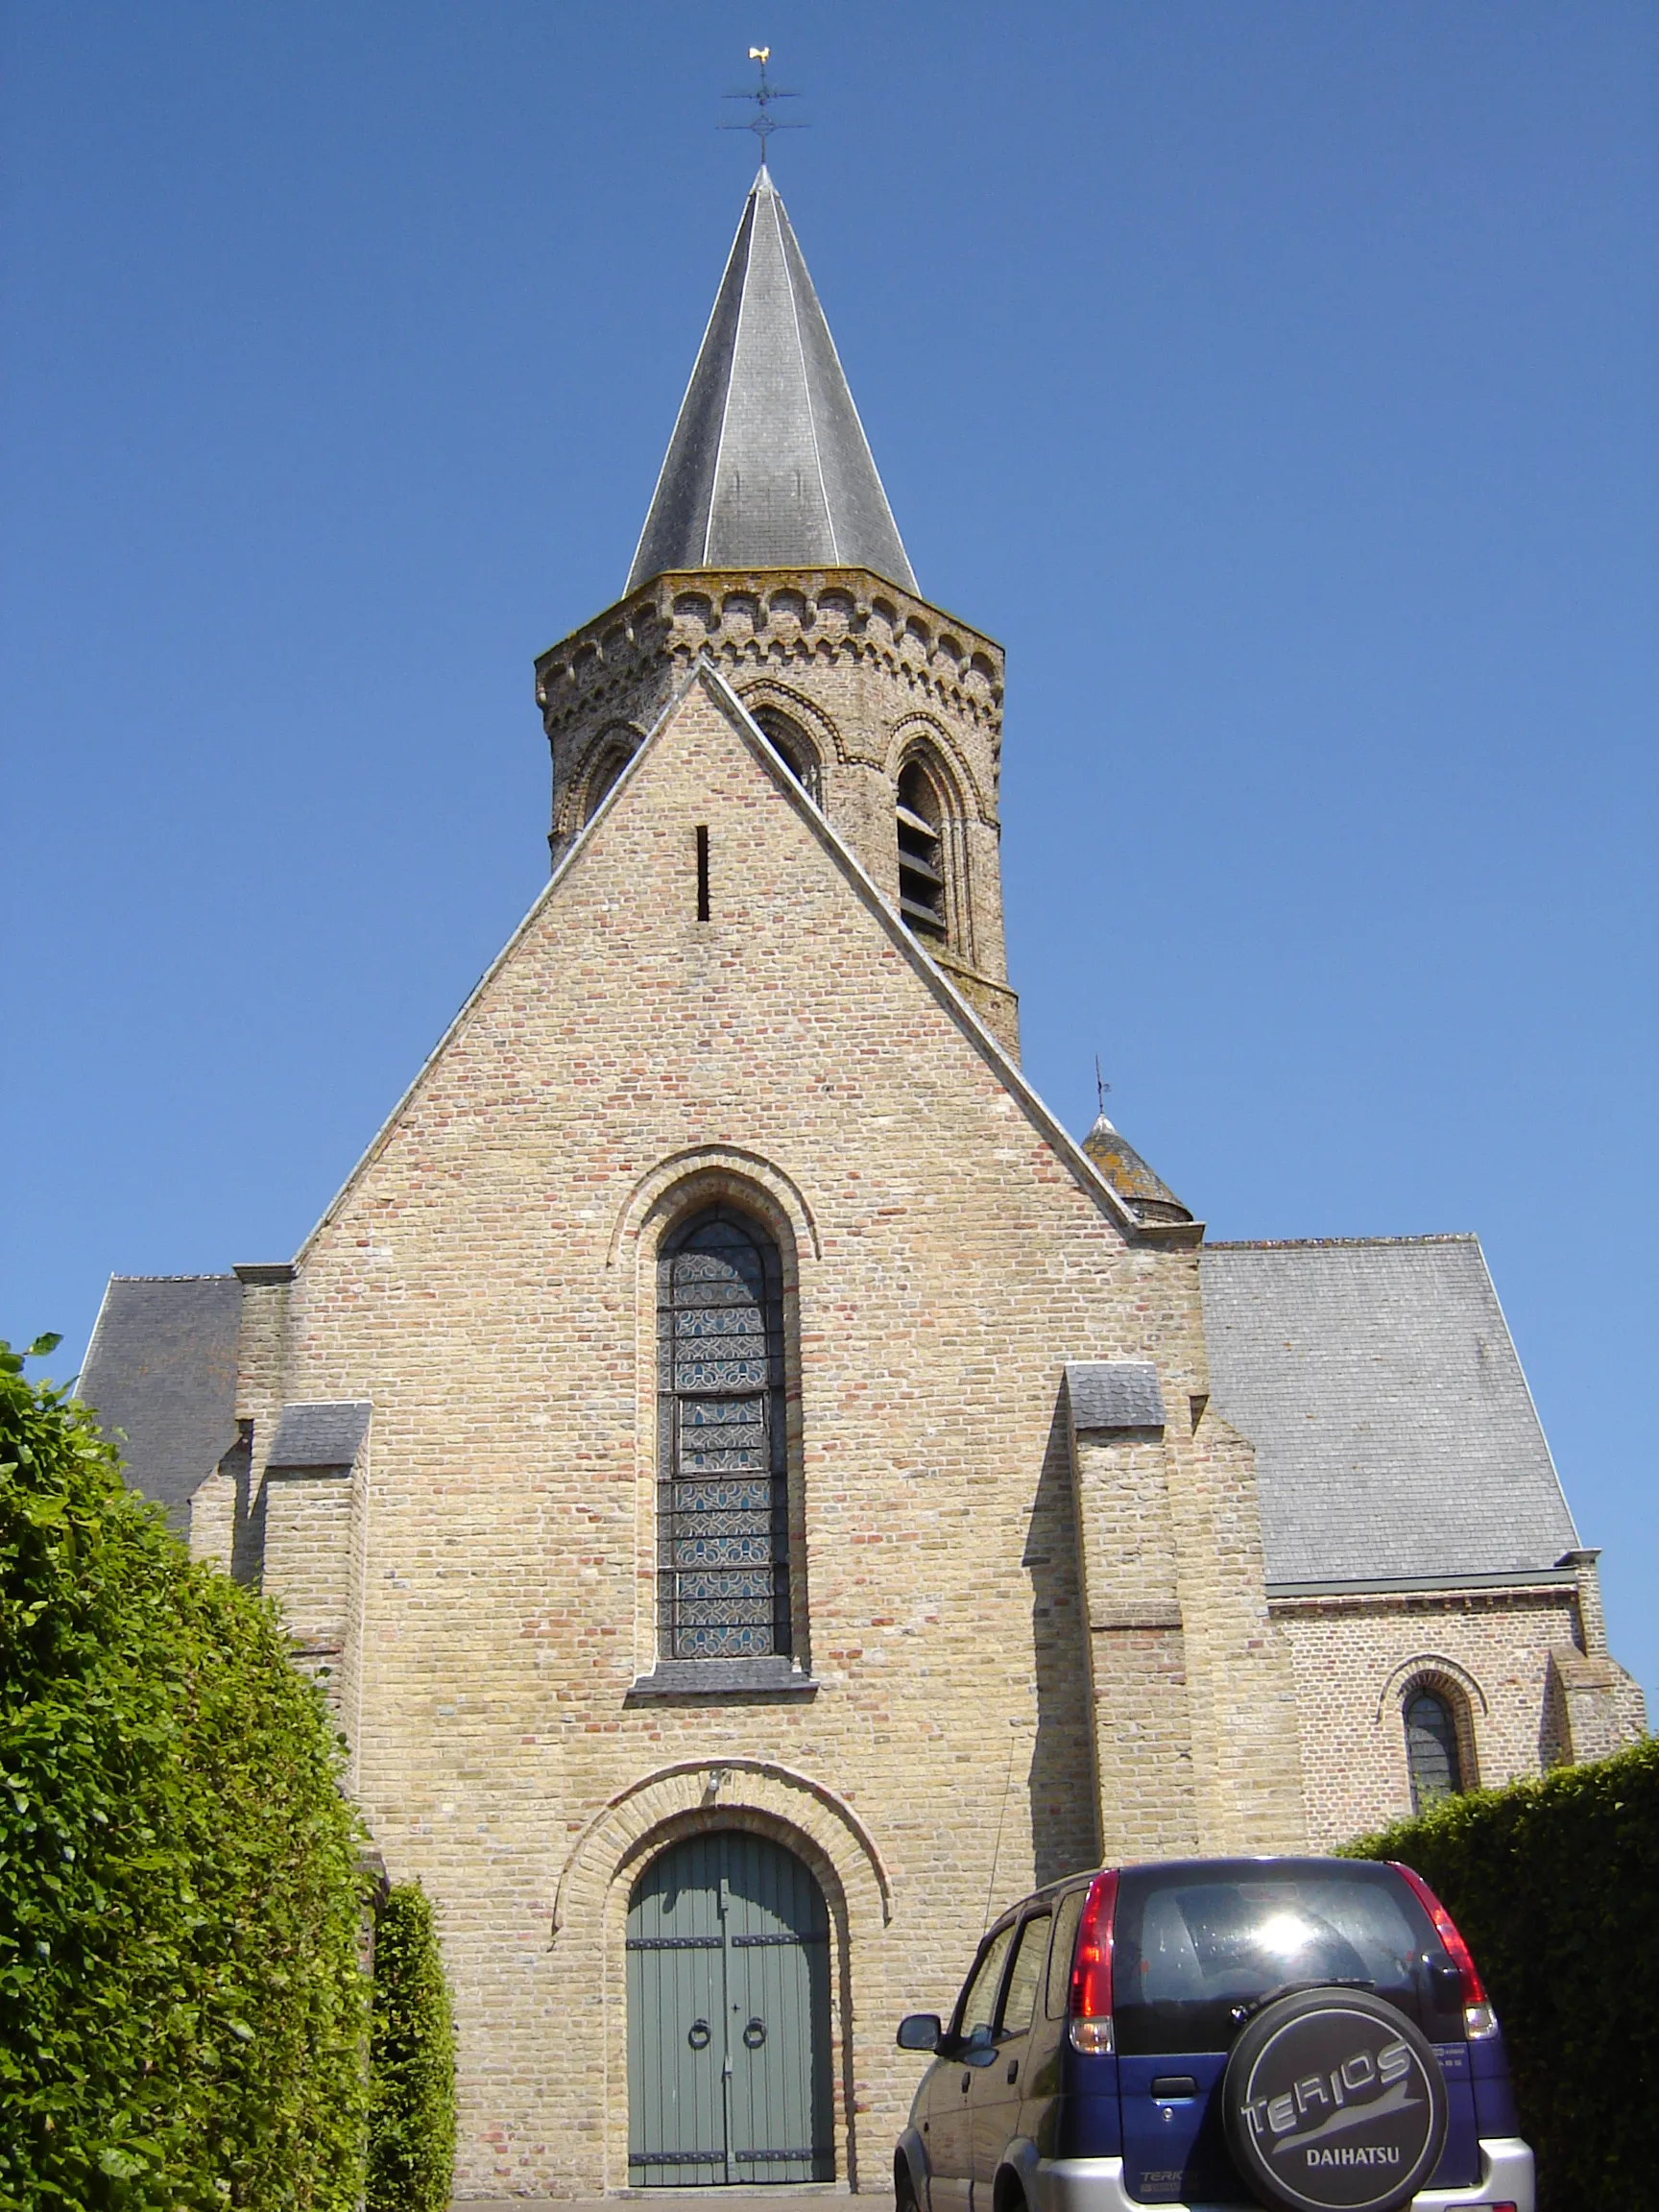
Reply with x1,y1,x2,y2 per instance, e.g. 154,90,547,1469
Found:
1005,2058,1019,2084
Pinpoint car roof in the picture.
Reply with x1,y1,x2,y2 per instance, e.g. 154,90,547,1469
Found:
989,1854,1391,1932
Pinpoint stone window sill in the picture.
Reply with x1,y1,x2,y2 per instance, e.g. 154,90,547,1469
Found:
624,1657,818,1703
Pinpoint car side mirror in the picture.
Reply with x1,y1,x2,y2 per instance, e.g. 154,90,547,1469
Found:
897,2013,943,2053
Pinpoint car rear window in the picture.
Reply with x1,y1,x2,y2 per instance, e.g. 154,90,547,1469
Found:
1110,1860,1454,2056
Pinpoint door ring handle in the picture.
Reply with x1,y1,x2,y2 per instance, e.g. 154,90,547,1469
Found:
743,2017,766,2050
687,2018,711,2051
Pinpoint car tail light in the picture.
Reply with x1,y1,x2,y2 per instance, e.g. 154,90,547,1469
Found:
1391,1862,1498,2039
1067,1868,1118,2054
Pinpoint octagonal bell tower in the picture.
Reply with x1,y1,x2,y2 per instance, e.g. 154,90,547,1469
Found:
535,166,1017,1055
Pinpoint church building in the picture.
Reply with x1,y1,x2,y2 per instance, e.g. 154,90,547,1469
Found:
80,167,1643,2200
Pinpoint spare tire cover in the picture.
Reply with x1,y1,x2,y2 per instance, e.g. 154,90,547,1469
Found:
1220,1986,1448,2212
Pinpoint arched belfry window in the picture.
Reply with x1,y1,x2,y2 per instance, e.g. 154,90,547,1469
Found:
752,708,821,803
658,1206,790,1662
584,741,634,824
896,757,948,941
1405,1685,1467,1812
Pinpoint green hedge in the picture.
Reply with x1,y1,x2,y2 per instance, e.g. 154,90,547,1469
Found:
0,1339,371,2212
368,1882,458,2212
1345,1733,1659,2210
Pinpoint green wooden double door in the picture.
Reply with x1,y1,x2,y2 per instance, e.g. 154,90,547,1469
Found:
627,1831,834,2186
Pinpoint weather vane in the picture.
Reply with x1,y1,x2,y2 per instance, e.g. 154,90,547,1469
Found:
720,46,805,162
1095,1056,1113,1118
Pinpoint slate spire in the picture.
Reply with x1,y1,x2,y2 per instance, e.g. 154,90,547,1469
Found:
627,166,918,594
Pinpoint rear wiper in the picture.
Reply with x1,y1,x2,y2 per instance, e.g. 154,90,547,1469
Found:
1229,1976,1375,2025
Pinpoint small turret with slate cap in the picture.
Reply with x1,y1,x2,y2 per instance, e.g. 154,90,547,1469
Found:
1082,1112,1194,1227
627,166,918,593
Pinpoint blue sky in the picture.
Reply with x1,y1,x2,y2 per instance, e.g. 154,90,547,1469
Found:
4,4,1655,1703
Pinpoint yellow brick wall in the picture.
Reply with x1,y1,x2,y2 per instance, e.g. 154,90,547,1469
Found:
1276,1584,1589,1848
254,667,1301,2197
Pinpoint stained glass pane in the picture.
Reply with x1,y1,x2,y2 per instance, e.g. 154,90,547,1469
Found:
674,1357,768,1391
675,1308,764,1338
671,1478,770,1508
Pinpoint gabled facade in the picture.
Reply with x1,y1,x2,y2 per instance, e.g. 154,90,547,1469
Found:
80,167,1642,2200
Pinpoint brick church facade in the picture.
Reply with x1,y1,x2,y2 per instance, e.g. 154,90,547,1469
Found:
81,169,1643,2199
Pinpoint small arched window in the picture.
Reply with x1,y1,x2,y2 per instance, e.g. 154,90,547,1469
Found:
1405,1686,1466,1811
752,709,821,804
657,1206,790,1662
896,757,947,941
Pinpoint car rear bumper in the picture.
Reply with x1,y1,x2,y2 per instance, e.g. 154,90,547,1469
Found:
1033,2135,1534,2212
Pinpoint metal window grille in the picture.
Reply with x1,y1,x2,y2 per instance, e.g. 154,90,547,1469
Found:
658,1208,790,1660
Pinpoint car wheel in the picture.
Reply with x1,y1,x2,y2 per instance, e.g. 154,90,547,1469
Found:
1219,1985,1448,2212
894,2157,921,2212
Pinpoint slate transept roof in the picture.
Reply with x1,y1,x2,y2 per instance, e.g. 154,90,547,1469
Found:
77,1274,241,1529
1201,1235,1580,1591
626,168,917,593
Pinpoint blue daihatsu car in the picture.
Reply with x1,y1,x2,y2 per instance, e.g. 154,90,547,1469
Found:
895,1857,1532,2212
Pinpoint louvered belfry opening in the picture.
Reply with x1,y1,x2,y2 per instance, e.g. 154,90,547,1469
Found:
658,1207,790,1661
896,759,947,941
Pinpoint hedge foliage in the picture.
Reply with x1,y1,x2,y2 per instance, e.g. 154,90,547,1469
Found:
1346,1733,1659,2210
0,1339,371,2212
367,1882,458,2212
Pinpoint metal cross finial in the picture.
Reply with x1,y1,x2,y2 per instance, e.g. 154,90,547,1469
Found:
720,45,805,161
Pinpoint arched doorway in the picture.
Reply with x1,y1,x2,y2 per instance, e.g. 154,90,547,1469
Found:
627,1829,834,2186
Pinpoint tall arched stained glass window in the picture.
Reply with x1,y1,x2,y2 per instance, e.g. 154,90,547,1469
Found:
658,1207,790,1662
1405,1687,1464,1812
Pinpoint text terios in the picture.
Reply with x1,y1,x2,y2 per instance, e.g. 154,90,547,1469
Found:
1247,2040,1412,2141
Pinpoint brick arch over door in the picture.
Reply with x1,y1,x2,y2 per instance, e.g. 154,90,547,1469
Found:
552,1759,892,1937
551,1760,893,2193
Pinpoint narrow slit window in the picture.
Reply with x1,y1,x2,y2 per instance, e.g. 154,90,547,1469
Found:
896,759,947,940
657,1206,790,1662
696,824,710,921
